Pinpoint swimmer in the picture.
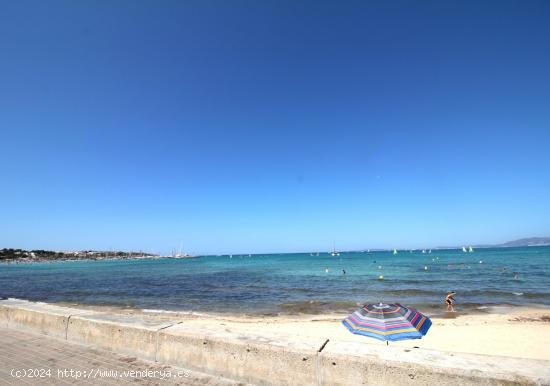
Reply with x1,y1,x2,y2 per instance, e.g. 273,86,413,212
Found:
325,268,329,273
342,269,346,275
445,291,456,312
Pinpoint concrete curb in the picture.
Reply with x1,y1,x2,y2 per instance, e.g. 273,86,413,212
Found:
1,300,548,386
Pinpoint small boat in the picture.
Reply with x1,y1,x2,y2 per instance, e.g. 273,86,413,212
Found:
393,249,398,255
330,242,340,257
422,249,426,254
468,246,474,253
170,243,197,259
172,253,196,259
462,246,467,253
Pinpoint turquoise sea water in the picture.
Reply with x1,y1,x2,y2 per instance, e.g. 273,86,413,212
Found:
1,247,549,315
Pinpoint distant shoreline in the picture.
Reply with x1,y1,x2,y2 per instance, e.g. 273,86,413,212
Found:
2,242,549,264
0,256,204,265
0,256,162,264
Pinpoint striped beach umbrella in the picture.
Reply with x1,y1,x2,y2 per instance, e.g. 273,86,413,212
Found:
342,303,431,342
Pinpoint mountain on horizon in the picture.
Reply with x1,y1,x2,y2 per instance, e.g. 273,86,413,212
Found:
495,237,550,248
417,237,550,251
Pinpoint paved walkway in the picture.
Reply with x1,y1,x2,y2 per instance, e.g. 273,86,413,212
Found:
0,328,247,385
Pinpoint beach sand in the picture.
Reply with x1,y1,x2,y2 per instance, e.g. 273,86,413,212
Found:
66,304,550,361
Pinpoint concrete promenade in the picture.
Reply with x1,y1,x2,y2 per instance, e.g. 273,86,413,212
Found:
1,299,549,386
0,328,247,385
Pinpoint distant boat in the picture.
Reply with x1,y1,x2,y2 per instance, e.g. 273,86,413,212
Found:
422,249,426,254
468,246,474,253
171,253,196,259
170,243,197,259
393,249,398,255
462,246,467,253
330,242,340,257
428,249,432,254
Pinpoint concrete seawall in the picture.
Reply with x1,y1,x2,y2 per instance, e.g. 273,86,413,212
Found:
1,299,548,385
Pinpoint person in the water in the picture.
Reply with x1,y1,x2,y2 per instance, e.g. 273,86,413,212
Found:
445,291,456,312
342,269,346,275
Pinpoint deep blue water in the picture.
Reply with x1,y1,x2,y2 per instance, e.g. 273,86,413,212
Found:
1,247,549,315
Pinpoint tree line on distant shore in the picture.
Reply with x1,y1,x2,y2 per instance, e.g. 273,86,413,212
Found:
0,248,156,261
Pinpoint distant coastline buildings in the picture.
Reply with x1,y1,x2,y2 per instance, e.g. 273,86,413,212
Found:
0,248,159,262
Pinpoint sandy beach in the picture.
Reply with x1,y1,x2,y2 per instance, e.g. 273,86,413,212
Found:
65,303,550,361
3,298,549,385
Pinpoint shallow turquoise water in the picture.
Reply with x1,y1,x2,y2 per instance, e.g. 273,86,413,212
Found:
1,247,549,315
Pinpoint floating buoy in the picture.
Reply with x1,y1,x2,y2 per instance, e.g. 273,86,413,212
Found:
378,275,384,280
378,265,382,269
424,266,428,271
479,260,483,264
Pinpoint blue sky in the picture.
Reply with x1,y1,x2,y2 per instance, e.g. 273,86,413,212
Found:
1,1,549,254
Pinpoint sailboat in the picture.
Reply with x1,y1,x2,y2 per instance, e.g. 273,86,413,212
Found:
330,242,340,257
462,246,467,253
393,249,398,255
468,246,474,253
422,249,426,254
172,243,196,259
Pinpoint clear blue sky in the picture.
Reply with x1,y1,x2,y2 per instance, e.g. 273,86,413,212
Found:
1,1,549,255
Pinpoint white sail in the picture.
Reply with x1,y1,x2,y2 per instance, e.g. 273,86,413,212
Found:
462,246,467,253
331,242,339,256
468,246,474,253
393,249,398,255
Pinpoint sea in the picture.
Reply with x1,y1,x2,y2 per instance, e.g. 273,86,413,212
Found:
1,247,549,316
